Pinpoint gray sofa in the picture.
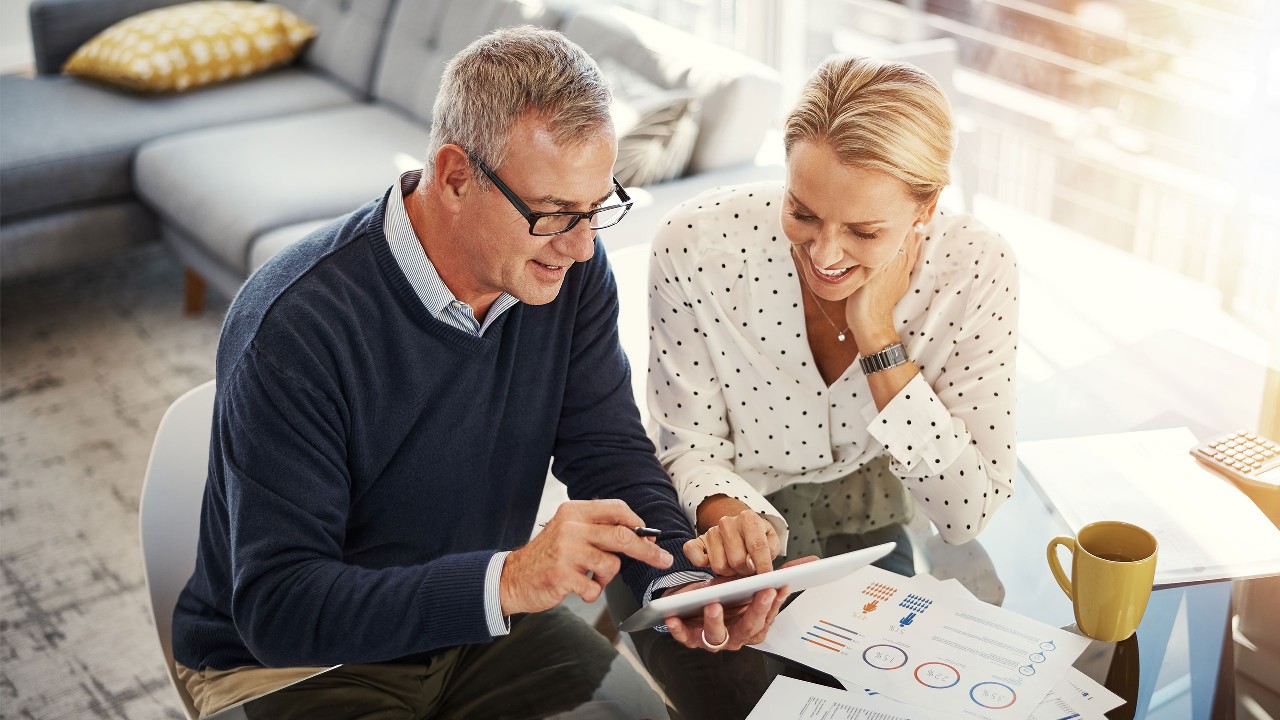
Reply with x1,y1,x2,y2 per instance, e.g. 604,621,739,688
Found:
0,0,783,306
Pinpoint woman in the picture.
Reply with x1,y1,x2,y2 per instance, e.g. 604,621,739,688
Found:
626,55,1019,719
650,54,1018,587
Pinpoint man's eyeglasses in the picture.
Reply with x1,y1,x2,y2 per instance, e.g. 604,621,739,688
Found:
471,156,633,236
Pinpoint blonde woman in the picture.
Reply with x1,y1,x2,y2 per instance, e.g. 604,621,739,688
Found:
634,55,1020,716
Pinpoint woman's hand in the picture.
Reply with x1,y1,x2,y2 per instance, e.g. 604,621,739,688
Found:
663,556,817,652
845,223,924,342
687,497,781,576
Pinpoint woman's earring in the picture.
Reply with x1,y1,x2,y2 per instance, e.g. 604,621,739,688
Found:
914,222,925,234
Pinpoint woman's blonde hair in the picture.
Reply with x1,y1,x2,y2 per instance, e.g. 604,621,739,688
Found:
784,56,953,205
427,26,613,187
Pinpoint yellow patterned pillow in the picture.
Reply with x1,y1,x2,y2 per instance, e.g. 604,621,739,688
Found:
63,1,317,92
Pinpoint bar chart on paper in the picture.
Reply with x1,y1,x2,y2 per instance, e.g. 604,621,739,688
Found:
757,566,1092,719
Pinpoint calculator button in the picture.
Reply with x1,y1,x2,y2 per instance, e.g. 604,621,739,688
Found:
1215,453,1227,461
1243,467,1253,473
1246,433,1257,440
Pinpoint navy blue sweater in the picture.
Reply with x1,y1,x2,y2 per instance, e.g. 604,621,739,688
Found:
172,191,698,670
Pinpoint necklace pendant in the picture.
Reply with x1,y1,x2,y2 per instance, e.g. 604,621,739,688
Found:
837,331,847,342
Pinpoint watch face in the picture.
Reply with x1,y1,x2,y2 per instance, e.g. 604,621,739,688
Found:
861,343,907,374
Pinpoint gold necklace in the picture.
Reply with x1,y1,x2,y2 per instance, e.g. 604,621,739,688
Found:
792,247,850,342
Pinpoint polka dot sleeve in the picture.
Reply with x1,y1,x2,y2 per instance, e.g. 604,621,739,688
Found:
646,213,788,538
865,236,1019,544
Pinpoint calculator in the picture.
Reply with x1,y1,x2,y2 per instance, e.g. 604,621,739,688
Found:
1190,430,1280,490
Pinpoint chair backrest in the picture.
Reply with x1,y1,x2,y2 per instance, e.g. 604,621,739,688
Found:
139,380,216,720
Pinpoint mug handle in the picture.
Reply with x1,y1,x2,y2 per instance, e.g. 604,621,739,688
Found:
1046,536,1075,600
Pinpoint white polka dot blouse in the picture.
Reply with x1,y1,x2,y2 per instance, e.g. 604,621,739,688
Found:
647,182,1019,548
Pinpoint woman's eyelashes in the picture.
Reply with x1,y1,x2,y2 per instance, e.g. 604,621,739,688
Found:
787,211,879,240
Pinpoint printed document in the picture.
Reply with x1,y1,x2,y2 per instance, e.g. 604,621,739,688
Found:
757,565,1091,719
746,676,952,720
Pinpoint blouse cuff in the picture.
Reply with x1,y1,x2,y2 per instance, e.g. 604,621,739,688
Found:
863,373,966,475
675,467,790,554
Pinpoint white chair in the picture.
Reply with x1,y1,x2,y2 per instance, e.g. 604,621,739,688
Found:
139,380,220,720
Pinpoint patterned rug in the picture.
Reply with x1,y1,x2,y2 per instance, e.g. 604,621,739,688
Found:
1,243,227,719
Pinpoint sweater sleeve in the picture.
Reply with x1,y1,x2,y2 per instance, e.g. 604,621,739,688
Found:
218,347,496,668
550,240,702,601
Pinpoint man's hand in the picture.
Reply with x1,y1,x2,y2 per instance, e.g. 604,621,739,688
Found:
686,501,780,576
662,556,817,652
500,499,673,616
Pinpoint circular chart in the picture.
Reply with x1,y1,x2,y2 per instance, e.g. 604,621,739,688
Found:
970,681,1017,709
914,661,960,689
861,644,908,670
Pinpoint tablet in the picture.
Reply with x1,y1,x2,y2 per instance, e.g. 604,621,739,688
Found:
617,541,895,632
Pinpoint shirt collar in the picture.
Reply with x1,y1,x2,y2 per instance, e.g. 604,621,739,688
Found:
383,170,519,331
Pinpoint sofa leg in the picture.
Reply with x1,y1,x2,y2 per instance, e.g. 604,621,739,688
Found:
184,268,207,315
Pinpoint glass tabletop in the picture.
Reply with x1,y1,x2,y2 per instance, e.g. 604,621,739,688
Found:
915,466,1233,720
932,327,1274,719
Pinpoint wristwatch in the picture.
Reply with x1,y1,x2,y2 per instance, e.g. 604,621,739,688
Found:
859,342,908,375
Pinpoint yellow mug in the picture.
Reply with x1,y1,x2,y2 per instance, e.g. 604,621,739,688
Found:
1046,521,1158,642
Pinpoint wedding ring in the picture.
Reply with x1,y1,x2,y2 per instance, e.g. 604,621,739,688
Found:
701,628,730,650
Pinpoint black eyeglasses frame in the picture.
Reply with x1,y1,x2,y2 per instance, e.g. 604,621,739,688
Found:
470,155,633,237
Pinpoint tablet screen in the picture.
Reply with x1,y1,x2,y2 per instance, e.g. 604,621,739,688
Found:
617,541,896,632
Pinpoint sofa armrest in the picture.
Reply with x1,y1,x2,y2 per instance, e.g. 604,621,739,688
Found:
29,0,185,74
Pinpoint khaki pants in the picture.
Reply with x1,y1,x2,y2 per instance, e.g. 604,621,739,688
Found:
178,606,669,720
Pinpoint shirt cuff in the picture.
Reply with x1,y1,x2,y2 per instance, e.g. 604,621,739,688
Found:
864,373,965,474
642,570,715,633
671,466,791,553
484,551,513,637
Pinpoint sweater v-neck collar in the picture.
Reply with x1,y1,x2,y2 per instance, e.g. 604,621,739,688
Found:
367,189,511,353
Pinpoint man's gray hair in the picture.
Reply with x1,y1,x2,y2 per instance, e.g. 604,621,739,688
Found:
427,26,613,187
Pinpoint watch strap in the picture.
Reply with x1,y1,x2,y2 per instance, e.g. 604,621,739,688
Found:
859,342,908,374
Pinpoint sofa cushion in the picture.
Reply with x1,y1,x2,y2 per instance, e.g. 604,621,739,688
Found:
276,0,395,96
0,70,357,220
62,1,318,93
601,59,700,187
372,0,560,123
135,104,429,276
29,0,189,75
560,6,782,174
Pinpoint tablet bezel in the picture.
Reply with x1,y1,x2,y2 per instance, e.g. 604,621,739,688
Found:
617,541,896,632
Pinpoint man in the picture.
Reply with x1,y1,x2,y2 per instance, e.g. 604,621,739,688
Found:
171,26,784,719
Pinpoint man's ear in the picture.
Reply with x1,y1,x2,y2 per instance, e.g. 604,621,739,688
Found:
432,144,473,211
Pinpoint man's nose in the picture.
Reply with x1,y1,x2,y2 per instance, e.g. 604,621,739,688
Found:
556,222,596,263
